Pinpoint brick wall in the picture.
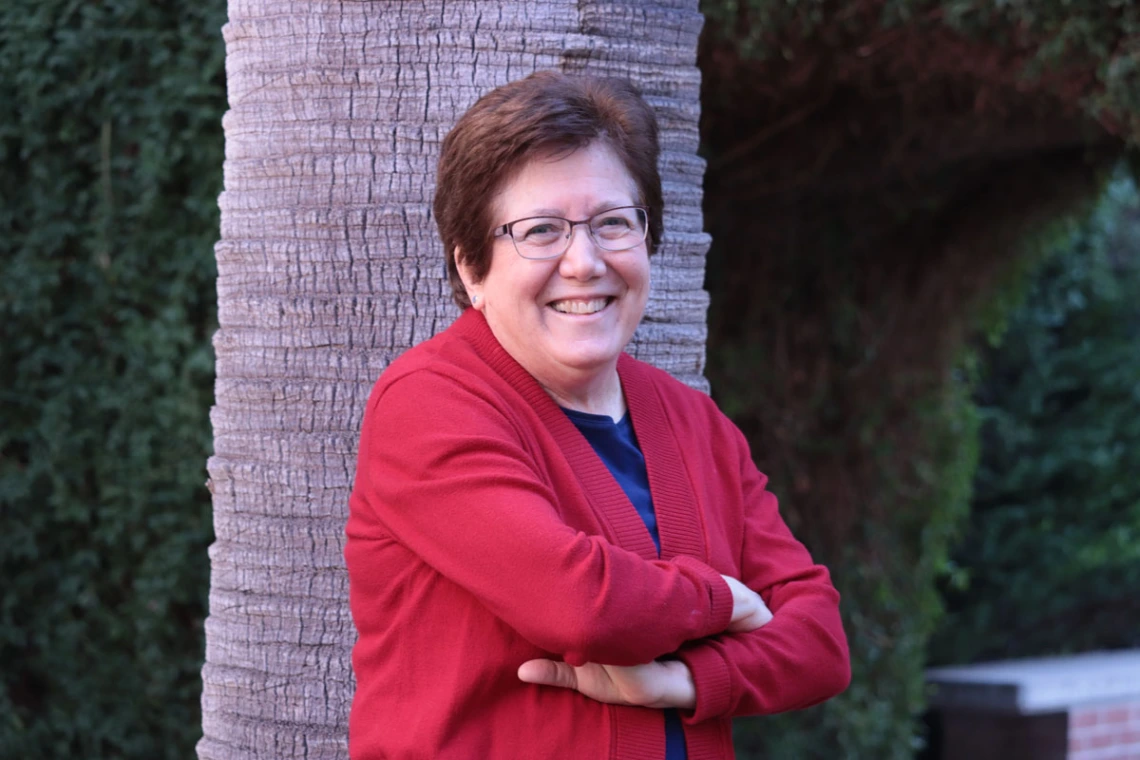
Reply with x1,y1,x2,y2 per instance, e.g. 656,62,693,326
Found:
1068,700,1140,760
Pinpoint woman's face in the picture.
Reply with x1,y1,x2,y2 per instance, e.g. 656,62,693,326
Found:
459,141,650,393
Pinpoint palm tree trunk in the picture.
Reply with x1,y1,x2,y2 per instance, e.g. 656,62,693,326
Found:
200,2,710,757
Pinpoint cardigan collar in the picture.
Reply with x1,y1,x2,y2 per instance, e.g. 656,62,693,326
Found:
449,309,708,564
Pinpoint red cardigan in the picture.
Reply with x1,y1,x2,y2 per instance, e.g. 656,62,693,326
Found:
345,310,850,759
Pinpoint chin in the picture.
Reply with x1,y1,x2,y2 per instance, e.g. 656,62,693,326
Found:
551,344,624,373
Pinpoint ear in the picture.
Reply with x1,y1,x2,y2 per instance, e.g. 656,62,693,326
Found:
454,247,484,310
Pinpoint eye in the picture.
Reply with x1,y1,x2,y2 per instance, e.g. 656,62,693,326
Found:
591,211,637,239
516,218,566,245
597,215,633,228
525,223,557,236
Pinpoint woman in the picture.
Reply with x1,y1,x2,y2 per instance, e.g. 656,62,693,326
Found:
345,72,850,759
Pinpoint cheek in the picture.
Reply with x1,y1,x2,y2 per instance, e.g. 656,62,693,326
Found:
622,258,651,295
486,261,555,307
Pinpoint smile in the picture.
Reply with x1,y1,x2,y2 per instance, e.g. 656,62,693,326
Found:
549,297,613,315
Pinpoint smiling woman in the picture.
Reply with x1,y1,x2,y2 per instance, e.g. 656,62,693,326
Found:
344,71,851,760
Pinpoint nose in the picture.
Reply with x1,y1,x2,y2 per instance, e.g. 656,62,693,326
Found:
557,223,606,280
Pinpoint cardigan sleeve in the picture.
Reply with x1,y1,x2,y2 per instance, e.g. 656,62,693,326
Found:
348,369,734,667
674,421,851,722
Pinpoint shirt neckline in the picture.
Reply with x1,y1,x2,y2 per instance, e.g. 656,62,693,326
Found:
560,406,630,426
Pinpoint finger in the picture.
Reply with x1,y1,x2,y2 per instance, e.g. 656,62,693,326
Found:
727,603,774,633
517,659,578,690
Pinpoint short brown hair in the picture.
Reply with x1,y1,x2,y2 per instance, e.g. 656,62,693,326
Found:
434,71,663,309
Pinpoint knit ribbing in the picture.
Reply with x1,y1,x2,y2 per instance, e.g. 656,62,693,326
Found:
620,355,712,563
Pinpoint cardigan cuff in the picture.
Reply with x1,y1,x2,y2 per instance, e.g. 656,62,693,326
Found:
670,555,733,635
675,640,733,723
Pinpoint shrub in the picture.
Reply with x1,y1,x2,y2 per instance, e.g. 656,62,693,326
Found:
0,3,225,757
931,174,1140,665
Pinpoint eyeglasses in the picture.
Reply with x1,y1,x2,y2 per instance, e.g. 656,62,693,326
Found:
493,206,649,260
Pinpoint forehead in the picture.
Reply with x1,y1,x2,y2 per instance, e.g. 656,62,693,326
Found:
491,142,639,219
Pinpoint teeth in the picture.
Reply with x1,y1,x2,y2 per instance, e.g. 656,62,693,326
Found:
551,298,608,315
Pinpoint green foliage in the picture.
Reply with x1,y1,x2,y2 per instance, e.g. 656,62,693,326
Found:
0,2,225,757
931,173,1140,664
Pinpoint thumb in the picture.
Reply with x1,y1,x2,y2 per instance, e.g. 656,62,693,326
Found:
518,659,578,690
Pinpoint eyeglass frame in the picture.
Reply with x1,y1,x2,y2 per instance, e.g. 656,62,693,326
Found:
491,205,650,261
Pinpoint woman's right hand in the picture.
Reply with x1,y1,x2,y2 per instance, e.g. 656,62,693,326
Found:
721,575,774,633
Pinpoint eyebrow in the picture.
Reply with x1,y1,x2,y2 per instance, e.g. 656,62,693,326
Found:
522,201,635,218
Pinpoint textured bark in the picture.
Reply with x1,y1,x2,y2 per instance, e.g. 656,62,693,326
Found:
201,1,710,757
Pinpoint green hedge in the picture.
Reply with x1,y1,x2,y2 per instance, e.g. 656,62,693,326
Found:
932,173,1140,665
0,3,225,757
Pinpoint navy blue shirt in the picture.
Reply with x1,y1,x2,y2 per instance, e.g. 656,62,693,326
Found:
563,407,687,760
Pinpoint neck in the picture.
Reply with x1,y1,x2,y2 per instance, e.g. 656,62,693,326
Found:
539,365,626,422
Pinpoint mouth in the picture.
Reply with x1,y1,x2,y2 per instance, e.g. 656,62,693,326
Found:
548,297,614,316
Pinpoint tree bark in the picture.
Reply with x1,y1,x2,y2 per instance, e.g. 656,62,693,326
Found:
201,1,710,757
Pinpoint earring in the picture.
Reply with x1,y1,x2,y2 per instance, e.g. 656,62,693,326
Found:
471,294,479,305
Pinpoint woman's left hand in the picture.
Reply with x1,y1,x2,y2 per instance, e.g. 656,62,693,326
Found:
517,658,696,709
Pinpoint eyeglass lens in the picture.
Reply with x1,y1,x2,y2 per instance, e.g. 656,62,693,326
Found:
509,207,647,259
